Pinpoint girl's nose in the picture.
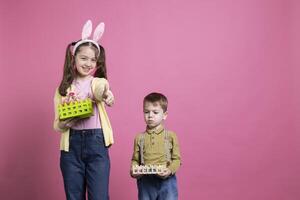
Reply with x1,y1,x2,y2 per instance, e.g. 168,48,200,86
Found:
86,60,92,66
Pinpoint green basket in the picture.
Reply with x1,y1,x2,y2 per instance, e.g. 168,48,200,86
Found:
58,98,93,120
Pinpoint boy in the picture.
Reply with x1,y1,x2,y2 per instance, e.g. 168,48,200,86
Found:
130,92,181,200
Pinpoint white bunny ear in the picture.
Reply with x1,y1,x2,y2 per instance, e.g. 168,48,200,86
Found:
93,22,105,42
82,20,93,40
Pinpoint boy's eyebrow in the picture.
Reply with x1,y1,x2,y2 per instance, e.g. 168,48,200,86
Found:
143,109,160,111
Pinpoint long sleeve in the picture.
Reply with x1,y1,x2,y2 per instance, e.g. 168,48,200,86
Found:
131,135,141,167
91,77,114,147
168,132,181,174
91,78,109,102
53,88,68,132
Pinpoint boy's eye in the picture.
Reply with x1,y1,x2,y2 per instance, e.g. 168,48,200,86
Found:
154,112,159,114
144,111,149,114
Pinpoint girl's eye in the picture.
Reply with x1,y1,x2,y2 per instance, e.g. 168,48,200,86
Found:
81,57,87,60
144,111,149,114
154,112,159,114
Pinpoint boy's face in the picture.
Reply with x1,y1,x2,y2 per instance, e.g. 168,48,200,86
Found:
143,101,167,129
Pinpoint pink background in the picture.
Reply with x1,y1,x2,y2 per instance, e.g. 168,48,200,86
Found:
1,0,299,199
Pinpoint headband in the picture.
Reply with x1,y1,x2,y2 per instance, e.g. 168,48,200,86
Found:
72,20,105,56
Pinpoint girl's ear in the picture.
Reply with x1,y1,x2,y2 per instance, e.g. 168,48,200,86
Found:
93,22,105,42
82,20,93,40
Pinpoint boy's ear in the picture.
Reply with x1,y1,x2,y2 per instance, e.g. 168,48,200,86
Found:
163,111,168,120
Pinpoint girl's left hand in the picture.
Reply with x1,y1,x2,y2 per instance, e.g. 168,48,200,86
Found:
103,90,114,107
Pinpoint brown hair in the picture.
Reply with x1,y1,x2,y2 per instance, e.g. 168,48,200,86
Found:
143,92,168,112
58,42,107,96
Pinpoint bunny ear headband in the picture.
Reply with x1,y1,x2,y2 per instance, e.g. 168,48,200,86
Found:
72,20,105,56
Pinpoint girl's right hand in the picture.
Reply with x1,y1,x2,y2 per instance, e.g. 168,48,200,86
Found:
58,117,80,130
103,89,114,107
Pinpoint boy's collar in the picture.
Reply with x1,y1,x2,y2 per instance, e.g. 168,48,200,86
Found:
146,125,164,135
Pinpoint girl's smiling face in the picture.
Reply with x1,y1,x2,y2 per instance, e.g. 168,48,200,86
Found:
74,46,97,77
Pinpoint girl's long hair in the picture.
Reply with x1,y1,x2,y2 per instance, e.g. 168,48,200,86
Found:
58,42,107,96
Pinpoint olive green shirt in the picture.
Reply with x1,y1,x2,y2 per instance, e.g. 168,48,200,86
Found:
131,125,181,174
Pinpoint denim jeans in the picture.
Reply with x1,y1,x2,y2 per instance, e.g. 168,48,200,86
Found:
60,129,110,200
137,175,178,200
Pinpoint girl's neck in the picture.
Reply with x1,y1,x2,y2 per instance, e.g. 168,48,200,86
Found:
75,75,93,82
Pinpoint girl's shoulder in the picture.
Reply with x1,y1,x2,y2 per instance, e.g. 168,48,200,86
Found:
91,77,110,101
92,77,108,86
54,87,62,104
91,77,109,91
54,86,72,97
54,87,60,97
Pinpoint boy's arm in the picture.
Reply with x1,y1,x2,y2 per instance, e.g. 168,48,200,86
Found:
131,135,140,167
130,135,142,178
168,132,181,174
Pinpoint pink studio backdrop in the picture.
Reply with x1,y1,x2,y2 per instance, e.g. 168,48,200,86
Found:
1,0,299,199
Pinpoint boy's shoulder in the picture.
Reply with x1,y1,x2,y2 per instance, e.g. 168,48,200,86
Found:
134,129,178,139
134,132,145,140
165,129,177,135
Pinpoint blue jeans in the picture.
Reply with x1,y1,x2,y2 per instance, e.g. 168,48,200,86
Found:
60,129,110,200
137,175,178,200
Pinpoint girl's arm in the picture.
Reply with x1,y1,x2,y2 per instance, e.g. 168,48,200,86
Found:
103,90,114,106
53,89,79,132
53,89,68,132
91,78,114,106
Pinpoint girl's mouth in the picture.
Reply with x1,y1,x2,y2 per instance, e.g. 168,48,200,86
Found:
81,66,92,72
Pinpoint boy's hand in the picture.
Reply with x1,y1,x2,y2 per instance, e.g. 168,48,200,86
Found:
130,169,143,179
157,168,172,179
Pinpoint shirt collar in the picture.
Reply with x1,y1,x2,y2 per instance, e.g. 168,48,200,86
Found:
146,124,165,135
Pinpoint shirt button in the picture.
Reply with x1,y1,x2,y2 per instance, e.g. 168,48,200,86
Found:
152,142,155,145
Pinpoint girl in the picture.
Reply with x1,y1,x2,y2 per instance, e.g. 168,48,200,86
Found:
53,20,114,200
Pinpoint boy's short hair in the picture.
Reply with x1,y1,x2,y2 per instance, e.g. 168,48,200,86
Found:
143,92,168,112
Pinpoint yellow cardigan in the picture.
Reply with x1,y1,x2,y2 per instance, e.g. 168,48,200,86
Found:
53,78,114,151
